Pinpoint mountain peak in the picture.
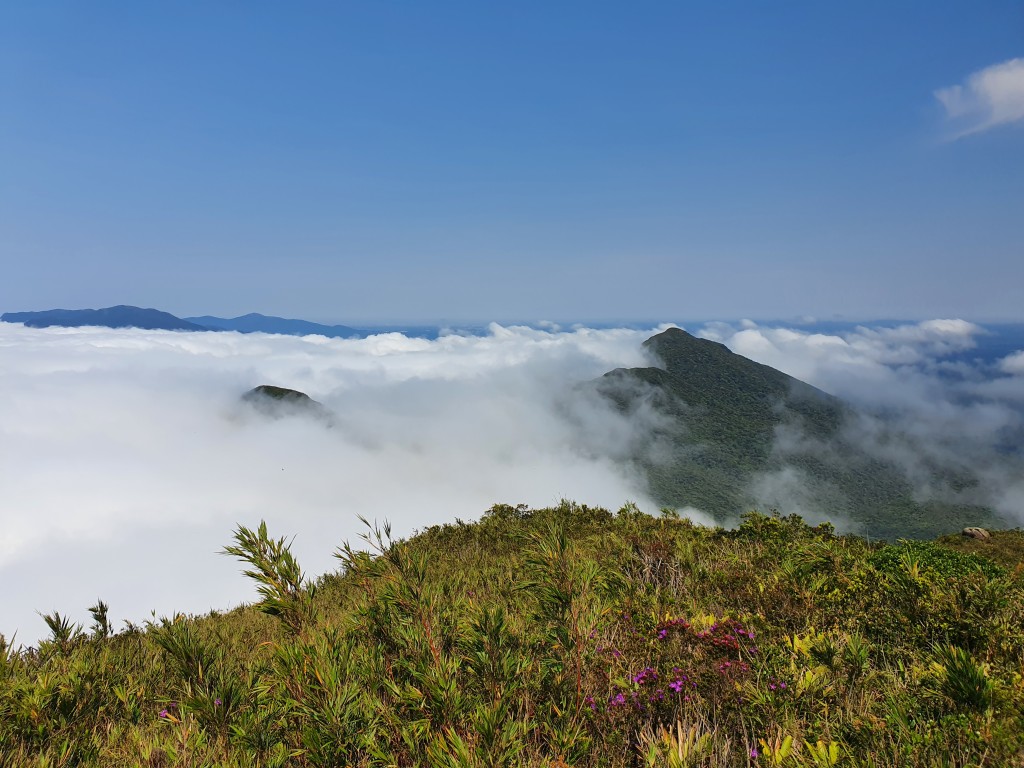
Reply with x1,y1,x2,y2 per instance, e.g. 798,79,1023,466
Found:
0,306,205,331
241,384,335,424
595,328,991,539
636,326,826,406
643,327,736,372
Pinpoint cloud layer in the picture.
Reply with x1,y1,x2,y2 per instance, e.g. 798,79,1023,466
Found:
0,324,663,642
935,58,1024,138
2,319,1022,642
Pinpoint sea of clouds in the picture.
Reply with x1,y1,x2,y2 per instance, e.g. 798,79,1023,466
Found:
1,319,1022,642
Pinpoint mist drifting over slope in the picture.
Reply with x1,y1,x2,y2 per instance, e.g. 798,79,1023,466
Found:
1,318,1022,641
698,320,1024,527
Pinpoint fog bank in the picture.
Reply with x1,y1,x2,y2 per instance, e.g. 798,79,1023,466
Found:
2,318,1022,642
0,323,662,642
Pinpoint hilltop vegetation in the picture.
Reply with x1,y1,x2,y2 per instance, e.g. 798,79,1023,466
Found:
2,503,1023,767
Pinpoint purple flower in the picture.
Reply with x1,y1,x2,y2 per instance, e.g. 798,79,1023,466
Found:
750,747,760,758
669,679,685,693
632,667,658,685
158,709,169,719
214,698,222,706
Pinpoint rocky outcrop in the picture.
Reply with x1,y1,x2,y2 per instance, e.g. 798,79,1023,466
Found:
962,527,991,540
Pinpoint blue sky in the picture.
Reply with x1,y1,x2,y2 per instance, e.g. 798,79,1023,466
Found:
1,2,1022,323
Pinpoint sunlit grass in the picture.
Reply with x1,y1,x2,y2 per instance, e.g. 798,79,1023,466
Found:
2,503,1022,766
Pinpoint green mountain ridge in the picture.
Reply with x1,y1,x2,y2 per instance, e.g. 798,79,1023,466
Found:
595,328,997,540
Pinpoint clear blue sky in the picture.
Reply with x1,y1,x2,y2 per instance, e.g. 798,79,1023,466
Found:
2,2,1022,323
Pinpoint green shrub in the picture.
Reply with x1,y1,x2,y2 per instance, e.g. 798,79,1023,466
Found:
2,503,1023,766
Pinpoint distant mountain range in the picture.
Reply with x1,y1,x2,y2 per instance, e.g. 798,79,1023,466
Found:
593,327,998,540
0,305,207,331
1,306,364,338
185,313,361,338
0,305,492,339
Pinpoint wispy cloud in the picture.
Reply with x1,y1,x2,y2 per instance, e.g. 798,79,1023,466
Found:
935,58,1024,138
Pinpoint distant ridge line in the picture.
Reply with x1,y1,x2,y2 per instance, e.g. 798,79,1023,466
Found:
0,305,366,337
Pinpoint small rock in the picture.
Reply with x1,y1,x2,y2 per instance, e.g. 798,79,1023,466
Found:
962,527,991,540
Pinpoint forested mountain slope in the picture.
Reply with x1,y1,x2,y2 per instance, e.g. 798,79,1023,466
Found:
593,328,997,540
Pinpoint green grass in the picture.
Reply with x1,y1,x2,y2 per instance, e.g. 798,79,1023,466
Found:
2,503,1023,767
935,529,1024,574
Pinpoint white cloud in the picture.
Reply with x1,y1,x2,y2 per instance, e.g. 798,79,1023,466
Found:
698,319,985,401
1000,350,1024,376
0,323,667,642
935,58,1024,138
3,318,1022,643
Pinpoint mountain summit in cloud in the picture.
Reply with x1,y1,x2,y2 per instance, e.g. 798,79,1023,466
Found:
595,327,998,539
241,384,336,425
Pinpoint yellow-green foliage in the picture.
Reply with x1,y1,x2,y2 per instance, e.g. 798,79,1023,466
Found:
2,504,1023,767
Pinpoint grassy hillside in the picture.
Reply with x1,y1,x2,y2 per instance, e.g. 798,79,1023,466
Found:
595,328,997,540
2,503,1023,767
